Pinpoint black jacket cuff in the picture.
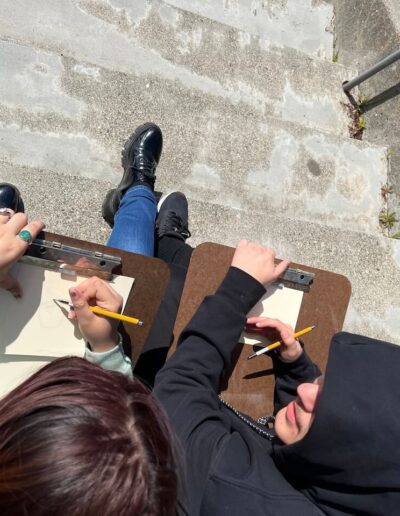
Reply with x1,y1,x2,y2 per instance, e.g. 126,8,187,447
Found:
216,266,266,315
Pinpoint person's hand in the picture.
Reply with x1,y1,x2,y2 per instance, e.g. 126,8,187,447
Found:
68,276,123,353
0,211,45,298
231,240,291,288
246,317,303,362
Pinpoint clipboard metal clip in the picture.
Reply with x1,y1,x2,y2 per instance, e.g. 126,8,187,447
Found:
21,239,122,281
279,268,314,292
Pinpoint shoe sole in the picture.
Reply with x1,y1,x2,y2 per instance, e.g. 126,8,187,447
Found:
101,188,118,228
157,191,175,212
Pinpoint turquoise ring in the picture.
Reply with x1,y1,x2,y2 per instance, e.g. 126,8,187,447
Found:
18,229,33,245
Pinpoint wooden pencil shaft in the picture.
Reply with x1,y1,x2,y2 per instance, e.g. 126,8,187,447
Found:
90,306,142,326
55,299,143,326
247,325,315,359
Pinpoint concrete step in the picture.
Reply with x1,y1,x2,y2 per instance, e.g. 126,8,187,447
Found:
161,0,335,60
122,0,353,136
0,1,353,136
0,64,387,237
1,164,398,343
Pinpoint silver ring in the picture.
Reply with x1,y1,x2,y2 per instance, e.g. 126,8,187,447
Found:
0,208,12,220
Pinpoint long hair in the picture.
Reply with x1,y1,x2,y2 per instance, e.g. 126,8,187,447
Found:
0,357,178,515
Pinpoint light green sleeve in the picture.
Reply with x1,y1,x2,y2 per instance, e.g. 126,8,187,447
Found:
84,333,133,378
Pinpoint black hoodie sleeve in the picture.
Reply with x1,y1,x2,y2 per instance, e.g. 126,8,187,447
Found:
154,266,265,431
272,350,321,414
154,267,321,507
154,267,264,504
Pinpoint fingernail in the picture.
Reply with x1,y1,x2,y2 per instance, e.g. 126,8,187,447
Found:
282,330,290,339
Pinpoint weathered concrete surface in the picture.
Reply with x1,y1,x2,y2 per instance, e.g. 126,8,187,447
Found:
332,0,400,229
0,31,385,234
382,0,400,36
2,162,398,343
0,162,112,243
0,1,351,135
0,85,386,235
0,0,398,342
163,0,335,59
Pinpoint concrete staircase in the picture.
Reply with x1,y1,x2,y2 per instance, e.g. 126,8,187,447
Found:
0,0,399,342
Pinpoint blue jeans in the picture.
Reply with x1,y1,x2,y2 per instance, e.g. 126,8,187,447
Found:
107,185,157,256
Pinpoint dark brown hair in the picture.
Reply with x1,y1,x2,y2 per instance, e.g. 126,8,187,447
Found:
0,357,178,515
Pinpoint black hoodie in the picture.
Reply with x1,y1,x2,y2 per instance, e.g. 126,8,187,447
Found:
155,267,398,515
273,331,400,515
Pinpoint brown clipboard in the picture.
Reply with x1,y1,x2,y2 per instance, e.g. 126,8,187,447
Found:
171,242,351,419
40,232,170,365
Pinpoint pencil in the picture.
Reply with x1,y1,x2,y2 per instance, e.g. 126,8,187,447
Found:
247,325,315,360
55,299,143,326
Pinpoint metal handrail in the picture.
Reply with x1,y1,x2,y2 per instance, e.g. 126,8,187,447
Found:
343,48,400,92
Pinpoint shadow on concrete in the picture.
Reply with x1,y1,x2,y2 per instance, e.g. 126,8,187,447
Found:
345,80,400,113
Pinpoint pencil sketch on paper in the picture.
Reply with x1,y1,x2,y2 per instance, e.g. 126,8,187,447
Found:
0,263,134,397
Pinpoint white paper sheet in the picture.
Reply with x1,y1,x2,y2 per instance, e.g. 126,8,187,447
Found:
0,263,135,398
0,263,134,357
240,282,303,346
0,356,53,398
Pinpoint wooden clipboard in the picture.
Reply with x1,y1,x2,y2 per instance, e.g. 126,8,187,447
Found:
40,232,170,365
171,242,351,419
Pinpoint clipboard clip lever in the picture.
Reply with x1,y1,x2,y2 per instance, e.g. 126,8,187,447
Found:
278,268,314,292
21,239,122,280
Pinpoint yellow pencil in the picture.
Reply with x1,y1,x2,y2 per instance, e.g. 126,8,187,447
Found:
55,299,143,326
247,325,315,360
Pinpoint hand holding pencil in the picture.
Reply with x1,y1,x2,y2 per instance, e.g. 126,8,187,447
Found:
68,276,124,353
245,317,308,363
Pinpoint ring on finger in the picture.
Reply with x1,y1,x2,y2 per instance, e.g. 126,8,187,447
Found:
18,229,33,245
0,208,13,220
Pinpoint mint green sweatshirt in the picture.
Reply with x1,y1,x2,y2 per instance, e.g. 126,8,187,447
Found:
84,334,133,378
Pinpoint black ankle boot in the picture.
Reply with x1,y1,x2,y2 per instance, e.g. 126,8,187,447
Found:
102,123,163,227
0,183,24,212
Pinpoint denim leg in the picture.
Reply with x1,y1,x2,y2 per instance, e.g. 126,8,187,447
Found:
107,185,157,256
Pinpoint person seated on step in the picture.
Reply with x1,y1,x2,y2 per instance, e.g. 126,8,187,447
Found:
101,122,195,385
0,180,182,515
0,123,193,382
153,240,400,516
3,141,399,514
0,182,133,377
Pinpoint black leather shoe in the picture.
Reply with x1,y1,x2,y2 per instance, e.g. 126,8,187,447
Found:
0,183,24,212
102,123,163,227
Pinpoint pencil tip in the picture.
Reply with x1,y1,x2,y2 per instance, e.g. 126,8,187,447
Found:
247,354,255,360
53,299,69,306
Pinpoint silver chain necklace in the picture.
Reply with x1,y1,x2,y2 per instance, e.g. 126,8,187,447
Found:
219,396,275,441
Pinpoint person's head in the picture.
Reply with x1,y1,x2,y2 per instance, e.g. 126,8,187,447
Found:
274,376,324,444
273,332,400,515
0,357,178,516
